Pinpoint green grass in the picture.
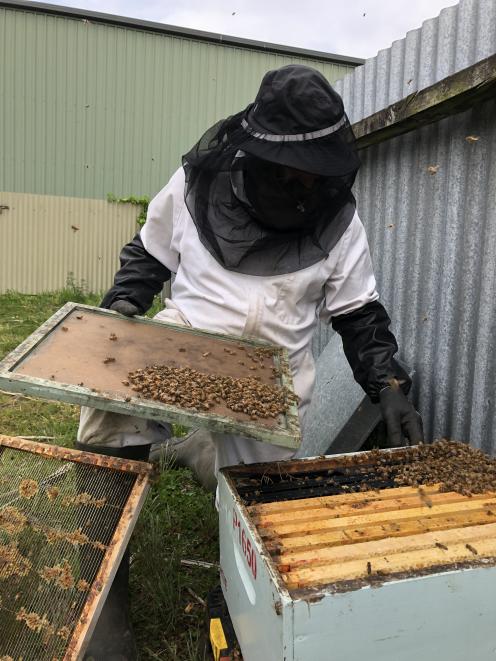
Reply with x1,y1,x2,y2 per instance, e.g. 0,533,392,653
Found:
0,289,219,660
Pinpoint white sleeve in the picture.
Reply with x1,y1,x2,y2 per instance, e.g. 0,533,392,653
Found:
140,167,186,273
321,212,379,321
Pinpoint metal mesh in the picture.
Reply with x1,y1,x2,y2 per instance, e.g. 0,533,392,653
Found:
0,443,138,660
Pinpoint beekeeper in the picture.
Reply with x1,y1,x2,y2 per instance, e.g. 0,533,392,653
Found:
77,64,423,659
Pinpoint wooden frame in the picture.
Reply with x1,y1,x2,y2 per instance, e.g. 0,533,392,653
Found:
0,302,301,448
0,433,153,661
353,53,496,150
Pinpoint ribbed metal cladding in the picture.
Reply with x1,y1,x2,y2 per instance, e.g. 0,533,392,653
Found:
313,0,496,452
0,5,355,200
0,192,138,293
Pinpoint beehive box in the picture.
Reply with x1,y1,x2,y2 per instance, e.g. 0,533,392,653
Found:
0,302,300,448
218,442,496,661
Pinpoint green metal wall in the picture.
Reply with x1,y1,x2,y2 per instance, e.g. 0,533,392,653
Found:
0,5,357,200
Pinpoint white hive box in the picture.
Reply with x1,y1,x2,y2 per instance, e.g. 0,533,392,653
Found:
218,446,496,661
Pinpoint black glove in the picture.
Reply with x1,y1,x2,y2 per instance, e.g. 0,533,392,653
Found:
331,301,411,402
379,381,423,447
109,300,140,317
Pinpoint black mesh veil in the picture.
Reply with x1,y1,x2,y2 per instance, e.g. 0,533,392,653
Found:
181,66,360,276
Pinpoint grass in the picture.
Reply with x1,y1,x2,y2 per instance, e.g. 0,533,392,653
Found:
0,288,219,660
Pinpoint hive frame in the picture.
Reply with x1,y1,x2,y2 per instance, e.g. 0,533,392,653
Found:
0,302,300,448
222,447,496,591
0,434,152,660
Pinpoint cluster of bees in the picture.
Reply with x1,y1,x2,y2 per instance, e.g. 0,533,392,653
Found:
367,439,496,495
127,364,297,420
37,558,89,592
0,543,32,579
0,506,27,536
18,479,107,509
0,472,109,655
60,492,107,509
39,559,76,591
240,441,496,500
224,374,296,419
1,492,107,552
15,607,71,641
39,525,106,551
18,479,38,499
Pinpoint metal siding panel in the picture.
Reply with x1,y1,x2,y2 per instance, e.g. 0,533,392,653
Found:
476,0,496,60
0,192,138,293
1,10,13,190
437,5,458,80
402,24,421,98
0,6,355,200
318,0,496,453
418,17,439,89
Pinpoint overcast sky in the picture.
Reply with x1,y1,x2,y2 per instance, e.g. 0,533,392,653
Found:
40,0,458,59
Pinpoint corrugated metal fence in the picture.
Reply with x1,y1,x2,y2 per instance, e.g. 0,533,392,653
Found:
314,0,496,452
0,193,138,293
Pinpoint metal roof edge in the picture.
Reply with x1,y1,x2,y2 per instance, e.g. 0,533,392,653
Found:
0,0,365,66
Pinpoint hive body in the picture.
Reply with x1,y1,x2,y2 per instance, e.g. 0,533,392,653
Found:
219,446,496,661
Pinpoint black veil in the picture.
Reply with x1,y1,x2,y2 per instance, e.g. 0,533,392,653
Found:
182,66,360,276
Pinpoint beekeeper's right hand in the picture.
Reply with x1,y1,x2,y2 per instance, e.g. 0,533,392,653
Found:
109,300,140,317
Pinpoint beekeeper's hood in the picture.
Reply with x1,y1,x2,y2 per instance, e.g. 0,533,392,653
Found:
182,64,360,276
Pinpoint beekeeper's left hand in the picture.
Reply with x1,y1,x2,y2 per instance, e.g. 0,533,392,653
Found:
379,381,423,447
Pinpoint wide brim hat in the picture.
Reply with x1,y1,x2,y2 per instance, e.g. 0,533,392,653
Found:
181,64,359,276
235,64,360,177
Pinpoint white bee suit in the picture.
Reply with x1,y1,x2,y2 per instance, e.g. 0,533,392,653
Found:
78,167,378,471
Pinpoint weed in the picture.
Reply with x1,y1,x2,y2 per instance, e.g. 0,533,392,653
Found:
64,273,91,302
107,193,150,227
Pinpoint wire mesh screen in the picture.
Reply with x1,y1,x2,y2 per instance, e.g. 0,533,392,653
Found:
0,438,147,661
